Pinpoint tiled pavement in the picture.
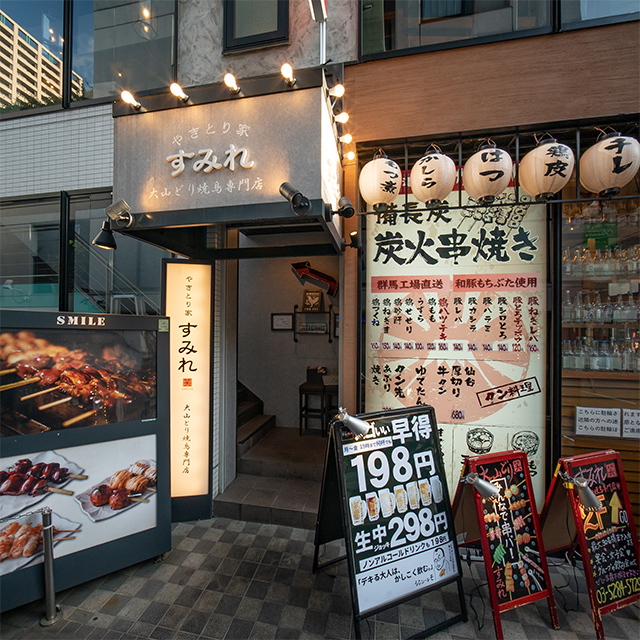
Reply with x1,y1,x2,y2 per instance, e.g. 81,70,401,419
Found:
1,517,638,640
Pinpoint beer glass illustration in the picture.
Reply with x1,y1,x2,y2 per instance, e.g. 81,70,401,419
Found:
394,485,408,513
365,492,380,521
406,481,420,510
418,478,432,506
349,496,365,526
379,488,395,518
431,475,444,503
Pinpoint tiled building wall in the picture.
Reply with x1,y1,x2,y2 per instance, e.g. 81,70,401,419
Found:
0,105,113,198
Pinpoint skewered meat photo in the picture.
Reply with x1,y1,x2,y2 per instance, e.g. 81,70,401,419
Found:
75,459,156,522
0,452,85,520
0,329,157,436
0,512,82,577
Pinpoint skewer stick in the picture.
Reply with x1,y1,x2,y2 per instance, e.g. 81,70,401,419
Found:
0,369,16,377
39,396,72,411
130,497,149,503
45,487,73,496
52,536,75,542
67,473,88,480
54,529,81,534
0,377,39,391
62,410,96,428
21,386,61,401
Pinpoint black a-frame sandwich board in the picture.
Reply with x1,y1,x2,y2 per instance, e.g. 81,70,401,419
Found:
313,405,467,639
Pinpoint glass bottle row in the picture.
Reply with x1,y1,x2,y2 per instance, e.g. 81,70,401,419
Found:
562,338,640,373
562,245,640,279
562,291,639,324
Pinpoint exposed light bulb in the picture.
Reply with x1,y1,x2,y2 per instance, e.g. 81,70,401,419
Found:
120,90,141,109
280,63,296,86
335,112,349,124
345,151,355,161
224,73,240,93
339,134,353,144
329,84,345,98
170,83,189,102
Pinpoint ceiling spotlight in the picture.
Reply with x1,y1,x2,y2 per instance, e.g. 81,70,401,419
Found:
280,63,296,86
92,220,117,250
461,473,500,501
170,82,189,102
224,73,240,94
279,182,312,217
335,112,349,124
344,151,355,162
337,408,370,436
338,196,355,218
328,84,345,98
348,231,361,250
121,90,141,109
559,472,602,513
339,133,352,144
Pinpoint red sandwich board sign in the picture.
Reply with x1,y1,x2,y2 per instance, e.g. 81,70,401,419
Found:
452,449,559,640
540,450,640,640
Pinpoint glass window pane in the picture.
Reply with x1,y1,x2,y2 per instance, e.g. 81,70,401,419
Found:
363,0,551,56
0,1,64,112
72,0,175,102
562,0,640,25
234,0,278,38
71,193,170,314
0,198,60,310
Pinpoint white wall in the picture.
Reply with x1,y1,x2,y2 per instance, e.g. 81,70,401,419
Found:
238,251,340,429
0,105,113,198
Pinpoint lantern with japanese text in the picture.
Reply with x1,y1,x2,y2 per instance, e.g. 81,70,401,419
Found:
410,148,457,206
359,150,402,211
463,143,513,203
580,133,640,196
519,139,575,201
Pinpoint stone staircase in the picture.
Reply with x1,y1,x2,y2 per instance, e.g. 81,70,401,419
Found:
213,382,327,528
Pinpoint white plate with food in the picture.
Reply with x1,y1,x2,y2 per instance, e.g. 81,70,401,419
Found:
74,459,156,522
0,451,85,520
0,511,81,576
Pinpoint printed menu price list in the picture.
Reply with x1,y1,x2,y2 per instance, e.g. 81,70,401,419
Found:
338,406,463,619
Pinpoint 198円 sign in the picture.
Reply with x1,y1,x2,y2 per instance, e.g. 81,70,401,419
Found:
339,406,461,615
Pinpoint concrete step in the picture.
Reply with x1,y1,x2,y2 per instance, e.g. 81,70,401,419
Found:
236,414,276,457
213,473,321,529
237,398,263,427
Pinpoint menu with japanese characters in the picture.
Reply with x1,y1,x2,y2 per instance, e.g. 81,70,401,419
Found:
453,450,558,639
336,406,462,617
364,187,547,503
565,451,640,612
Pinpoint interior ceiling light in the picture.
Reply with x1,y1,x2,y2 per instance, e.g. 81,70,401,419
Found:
280,63,296,86
328,84,345,98
224,73,240,94
170,82,189,102
339,133,352,144
335,112,349,124
120,90,141,109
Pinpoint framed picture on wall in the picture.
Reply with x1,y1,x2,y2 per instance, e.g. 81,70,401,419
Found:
271,313,293,331
302,289,323,312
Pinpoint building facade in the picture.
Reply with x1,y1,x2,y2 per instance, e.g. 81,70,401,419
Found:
1,0,638,521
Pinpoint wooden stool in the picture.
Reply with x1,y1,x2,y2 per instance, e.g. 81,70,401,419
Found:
299,368,325,434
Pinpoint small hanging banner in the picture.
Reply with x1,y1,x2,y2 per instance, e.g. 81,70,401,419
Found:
540,450,640,640
452,450,559,640
313,405,467,639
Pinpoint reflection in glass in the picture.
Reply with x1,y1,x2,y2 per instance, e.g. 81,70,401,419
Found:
72,0,175,101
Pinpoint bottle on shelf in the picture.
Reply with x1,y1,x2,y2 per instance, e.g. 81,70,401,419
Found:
582,292,594,323
574,339,587,370
593,249,605,278
610,341,623,371
562,341,573,370
573,291,584,323
562,248,572,277
604,295,615,323
602,247,615,278
613,294,626,323
613,246,623,276
584,248,596,278
562,290,574,322
625,293,638,322
571,248,584,278
593,292,604,323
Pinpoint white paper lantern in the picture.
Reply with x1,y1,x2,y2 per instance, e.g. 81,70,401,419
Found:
410,150,457,205
463,143,513,203
359,151,402,210
580,133,640,196
519,139,575,201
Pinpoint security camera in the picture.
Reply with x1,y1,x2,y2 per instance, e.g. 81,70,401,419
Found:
279,182,312,217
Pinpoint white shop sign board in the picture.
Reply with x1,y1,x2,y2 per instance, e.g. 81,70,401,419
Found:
575,406,621,437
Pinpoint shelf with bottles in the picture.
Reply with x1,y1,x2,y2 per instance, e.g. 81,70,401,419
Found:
561,244,640,282
561,290,640,326
561,335,640,374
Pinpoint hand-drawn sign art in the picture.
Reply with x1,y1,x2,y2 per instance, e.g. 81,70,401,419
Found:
511,431,540,456
466,427,494,454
